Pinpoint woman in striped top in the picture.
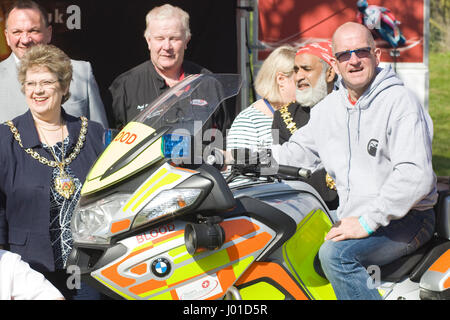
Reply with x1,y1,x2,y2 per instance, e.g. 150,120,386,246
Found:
227,46,297,151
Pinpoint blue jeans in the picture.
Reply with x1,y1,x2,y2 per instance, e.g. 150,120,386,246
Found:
318,208,435,300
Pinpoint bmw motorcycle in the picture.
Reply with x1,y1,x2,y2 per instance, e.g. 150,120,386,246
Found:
68,74,450,300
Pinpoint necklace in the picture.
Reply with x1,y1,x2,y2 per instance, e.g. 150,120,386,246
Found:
37,122,76,199
5,117,88,199
279,102,298,134
35,123,63,132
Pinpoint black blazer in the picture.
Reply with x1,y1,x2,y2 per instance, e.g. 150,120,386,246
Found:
0,109,105,272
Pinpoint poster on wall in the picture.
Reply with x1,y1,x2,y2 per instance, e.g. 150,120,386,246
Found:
257,0,426,64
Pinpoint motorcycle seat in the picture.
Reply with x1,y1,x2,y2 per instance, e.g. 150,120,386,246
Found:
382,185,449,282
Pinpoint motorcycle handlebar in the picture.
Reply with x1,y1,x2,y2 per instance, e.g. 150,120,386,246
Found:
277,165,311,179
221,148,312,179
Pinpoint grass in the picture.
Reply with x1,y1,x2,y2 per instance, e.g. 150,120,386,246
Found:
429,51,450,176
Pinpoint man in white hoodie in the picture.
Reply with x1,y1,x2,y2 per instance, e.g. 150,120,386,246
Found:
270,22,437,299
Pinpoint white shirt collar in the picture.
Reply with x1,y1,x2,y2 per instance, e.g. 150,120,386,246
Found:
12,53,20,65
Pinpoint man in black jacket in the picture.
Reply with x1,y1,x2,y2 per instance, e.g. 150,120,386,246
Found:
109,4,212,129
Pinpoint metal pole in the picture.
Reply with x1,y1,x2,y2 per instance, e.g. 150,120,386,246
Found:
236,0,252,113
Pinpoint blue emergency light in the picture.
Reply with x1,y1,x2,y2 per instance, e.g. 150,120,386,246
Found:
161,134,191,160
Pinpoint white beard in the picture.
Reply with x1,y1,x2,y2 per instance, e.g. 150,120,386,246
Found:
295,70,328,107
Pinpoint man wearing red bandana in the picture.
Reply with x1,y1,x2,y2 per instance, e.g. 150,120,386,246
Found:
272,41,338,209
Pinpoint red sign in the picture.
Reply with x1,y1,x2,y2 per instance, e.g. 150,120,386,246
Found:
136,223,176,244
114,131,138,145
258,0,425,63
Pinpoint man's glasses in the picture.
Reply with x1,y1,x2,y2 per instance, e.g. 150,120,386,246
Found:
334,47,372,63
23,79,59,91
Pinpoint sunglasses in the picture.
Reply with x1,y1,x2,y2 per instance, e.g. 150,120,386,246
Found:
334,47,372,62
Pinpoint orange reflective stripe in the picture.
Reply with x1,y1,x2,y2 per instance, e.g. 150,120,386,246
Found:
129,278,167,295
170,290,179,300
444,277,450,290
236,262,308,300
110,219,131,234
206,265,236,300
221,219,261,242
130,263,148,276
172,166,198,174
101,246,153,287
226,232,272,262
429,249,450,273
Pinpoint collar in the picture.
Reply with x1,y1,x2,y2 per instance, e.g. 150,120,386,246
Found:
2,54,19,77
15,109,82,150
178,66,185,81
149,62,168,90
348,93,358,106
149,61,185,88
12,53,20,65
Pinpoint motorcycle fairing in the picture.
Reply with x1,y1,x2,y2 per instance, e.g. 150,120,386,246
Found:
235,261,310,300
420,249,450,296
106,163,199,238
82,121,164,196
283,209,337,300
90,217,276,300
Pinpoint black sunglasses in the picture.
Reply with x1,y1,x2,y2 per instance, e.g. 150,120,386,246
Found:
334,47,372,62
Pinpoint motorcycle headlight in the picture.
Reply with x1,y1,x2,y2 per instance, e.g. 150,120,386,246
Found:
133,189,202,228
71,194,130,244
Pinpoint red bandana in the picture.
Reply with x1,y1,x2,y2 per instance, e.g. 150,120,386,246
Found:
296,41,333,66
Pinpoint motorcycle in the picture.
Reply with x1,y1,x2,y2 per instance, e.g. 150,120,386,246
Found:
68,74,450,300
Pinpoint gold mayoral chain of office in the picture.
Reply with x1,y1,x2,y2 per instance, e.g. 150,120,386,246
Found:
279,105,336,191
5,116,88,199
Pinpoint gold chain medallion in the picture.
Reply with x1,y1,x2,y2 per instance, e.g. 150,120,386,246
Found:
5,117,88,199
54,164,76,199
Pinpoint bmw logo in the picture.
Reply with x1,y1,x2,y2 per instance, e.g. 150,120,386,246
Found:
151,257,172,278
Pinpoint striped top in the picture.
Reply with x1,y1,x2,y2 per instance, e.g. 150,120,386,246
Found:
226,103,273,151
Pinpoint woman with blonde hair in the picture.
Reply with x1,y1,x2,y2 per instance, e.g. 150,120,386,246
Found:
0,44,105,299
227,45,296,151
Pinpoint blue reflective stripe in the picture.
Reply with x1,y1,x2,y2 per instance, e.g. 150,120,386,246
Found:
359,216,374,235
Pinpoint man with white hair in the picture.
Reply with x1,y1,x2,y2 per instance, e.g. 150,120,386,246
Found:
109,3,211,129
272,41,337,144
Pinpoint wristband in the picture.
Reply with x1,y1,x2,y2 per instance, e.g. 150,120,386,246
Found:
358,216,374,235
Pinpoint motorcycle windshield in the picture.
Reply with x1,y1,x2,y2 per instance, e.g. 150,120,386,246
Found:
132,74,242,136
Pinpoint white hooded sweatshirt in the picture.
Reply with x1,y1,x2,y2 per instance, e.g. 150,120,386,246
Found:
272,65,437,232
